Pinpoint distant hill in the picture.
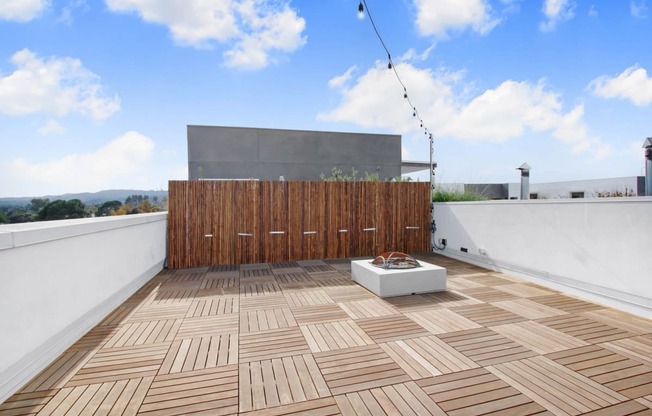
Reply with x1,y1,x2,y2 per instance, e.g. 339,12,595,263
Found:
0,189,168,207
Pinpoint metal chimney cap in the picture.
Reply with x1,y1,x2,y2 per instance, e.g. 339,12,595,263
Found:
643,137,652,148
517,162,531,171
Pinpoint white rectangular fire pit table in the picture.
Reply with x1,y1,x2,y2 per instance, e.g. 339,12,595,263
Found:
351,259,446,298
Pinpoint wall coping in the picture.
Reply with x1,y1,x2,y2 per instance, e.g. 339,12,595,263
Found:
434,196,652,206
0,212,167,251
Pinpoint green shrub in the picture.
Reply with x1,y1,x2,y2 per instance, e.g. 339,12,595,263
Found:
433,189,486,202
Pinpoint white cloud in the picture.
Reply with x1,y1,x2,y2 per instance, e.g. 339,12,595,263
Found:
0,49,120,120
105,0,306,70
413,0,499,38
589,65,652,106
328,66,358,89
58,0,88,25
540,0,576,32
38,119,67,135
0,0,49,22
631,1,648,18
319,61,610,160
3,131,155,195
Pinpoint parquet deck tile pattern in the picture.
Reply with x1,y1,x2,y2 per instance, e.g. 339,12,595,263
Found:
4,253,652,415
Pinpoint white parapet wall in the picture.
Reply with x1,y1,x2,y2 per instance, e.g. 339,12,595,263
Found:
433,198,652,319
0,212,167,403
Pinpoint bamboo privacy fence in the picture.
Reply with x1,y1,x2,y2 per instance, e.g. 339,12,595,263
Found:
167,180,430,268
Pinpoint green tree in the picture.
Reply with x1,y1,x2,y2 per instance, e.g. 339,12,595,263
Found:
29,198,50,212
0,211,8,224
38,199,86,221
9,208,36,223
98,200,122,216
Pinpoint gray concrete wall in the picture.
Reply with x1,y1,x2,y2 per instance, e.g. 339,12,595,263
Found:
187,126,402,180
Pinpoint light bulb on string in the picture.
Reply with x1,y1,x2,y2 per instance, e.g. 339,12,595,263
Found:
358,1,364,18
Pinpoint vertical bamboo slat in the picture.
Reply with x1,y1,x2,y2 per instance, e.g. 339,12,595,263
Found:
167,180,429,267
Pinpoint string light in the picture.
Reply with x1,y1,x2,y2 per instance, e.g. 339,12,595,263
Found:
357,0,432,139
358,0,439,252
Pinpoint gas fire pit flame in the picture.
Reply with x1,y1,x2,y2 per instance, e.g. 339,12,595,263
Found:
371,252,420,269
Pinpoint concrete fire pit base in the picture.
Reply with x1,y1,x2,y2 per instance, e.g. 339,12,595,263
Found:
351,260,446,298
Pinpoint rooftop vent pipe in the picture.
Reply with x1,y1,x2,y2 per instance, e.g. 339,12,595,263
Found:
644,138,652,196
517,163,531,200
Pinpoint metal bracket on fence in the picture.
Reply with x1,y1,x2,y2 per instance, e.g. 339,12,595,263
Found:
338,229,348,233
363,227,376,232
204,234,213,238
303,231,317,235
405,226,420,230
269,231,285,235
238,233,253,237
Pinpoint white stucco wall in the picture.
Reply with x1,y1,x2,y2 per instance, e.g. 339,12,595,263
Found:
433,198,652,318
0,212,167,402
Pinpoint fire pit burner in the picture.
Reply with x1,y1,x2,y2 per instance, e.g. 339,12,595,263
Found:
371,252,421,269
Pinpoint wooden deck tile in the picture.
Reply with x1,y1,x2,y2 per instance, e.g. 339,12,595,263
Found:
128,304,191,322
159,334,238,374
150,289,197,305
139,365,238,416
452,303,527,326
585,310,652,335
104,320,181,348
19,350,95,392
240,282,282,296
239,355,330,412
446,277,485,291
421,291,481,307
333,381,446,416
603,336,652,367
313,277,358,289
68,326,122,351
323,286,375,303
0,390,58,415
200,276,238,289
240,294,289,311
383,295,438,313
239,327,311,363
355,314,430,343
491,321,589,354
457,287,518,303
394,336,480,375
339,299,398,319
300,321,374,352
462,274,513,286
39,377,152,416
579,401,652,415
492,298,569,320
537,314,634,343
405,308,482,335
489,356,627,415
494,283,556,298
313,345,410,395
274,272,313,283
546,345,652,399
438,327,538,366
166,272,204,283
240,308,297,332
637,395,652,409
98,302,141,326
65,343,168,387
240,397,340,416
285,290,334,308
241,268,272,278
303,264,336,273
175,314,238,339
530,294,604,313
291,304,350,325
417,368,549,416
186,296,238,317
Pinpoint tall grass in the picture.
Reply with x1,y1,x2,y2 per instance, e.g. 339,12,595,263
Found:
433,189,486,202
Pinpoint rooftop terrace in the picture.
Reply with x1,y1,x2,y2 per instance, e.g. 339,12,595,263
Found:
2,254,651,415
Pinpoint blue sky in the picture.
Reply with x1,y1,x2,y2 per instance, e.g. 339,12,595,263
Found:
0,0,651,197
